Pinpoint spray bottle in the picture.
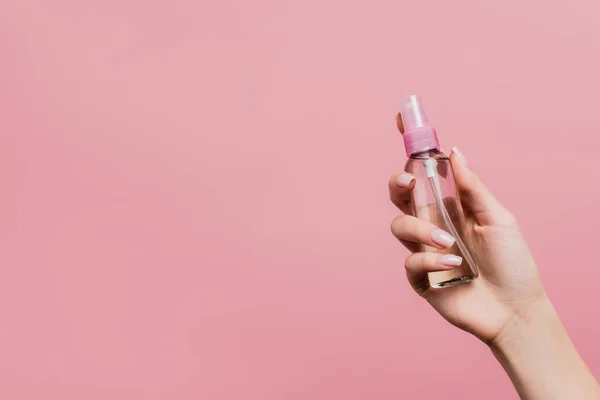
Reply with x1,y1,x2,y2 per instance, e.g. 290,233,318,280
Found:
399,95,479,287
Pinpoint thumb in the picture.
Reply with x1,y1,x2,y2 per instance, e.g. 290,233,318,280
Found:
450,147,514,227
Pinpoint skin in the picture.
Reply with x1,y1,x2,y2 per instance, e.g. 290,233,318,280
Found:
389,136,599,398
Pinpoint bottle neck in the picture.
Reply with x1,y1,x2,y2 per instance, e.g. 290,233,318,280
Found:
410,147,440,158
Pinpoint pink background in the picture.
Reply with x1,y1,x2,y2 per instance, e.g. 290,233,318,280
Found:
1,0,599,398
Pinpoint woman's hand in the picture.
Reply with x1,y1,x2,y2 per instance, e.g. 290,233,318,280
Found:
389,113,599,398
389,146,546,344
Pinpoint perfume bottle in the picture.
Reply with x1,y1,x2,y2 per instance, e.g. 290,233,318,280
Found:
399,95,479,288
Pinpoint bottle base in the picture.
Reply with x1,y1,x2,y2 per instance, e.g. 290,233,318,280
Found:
431,275,473,288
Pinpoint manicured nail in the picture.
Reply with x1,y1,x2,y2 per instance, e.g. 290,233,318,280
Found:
431,230,455,248
440,254,463,267
451,146,468,166
396,174,415,188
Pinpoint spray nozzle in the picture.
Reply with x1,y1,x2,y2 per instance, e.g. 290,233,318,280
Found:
398,94,440,157
400,95,432,133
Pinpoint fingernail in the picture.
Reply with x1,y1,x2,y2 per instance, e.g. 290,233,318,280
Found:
396,174,415,188
440,254,463,267
451,146,468,166
431,230,455,248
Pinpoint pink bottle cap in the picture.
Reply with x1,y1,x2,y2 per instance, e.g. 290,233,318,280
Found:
399,95,440,156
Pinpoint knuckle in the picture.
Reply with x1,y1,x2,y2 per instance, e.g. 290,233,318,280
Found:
390,214,409,235
423,252,439,266
404,254,416,271
388,173,398,189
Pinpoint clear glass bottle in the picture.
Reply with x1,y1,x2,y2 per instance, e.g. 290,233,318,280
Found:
399,95,478,288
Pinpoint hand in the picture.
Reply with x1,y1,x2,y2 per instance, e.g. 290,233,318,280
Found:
389,147,547,344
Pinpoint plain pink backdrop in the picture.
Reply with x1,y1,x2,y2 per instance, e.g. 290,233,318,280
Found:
1,0,599,398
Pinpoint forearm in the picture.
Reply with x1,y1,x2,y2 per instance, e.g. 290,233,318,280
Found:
491,296,599,400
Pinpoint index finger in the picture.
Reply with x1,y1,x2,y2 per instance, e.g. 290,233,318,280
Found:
388,171,415,214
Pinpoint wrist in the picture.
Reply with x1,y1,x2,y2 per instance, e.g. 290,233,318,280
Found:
489,294,599,399
489,294,557,354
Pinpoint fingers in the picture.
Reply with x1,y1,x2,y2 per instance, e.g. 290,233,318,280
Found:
406,252,463,273
391,215,456,250
405,252,463,294
389,113,414,213
388,171,415,214
450,147,516,227
395,112,405,134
